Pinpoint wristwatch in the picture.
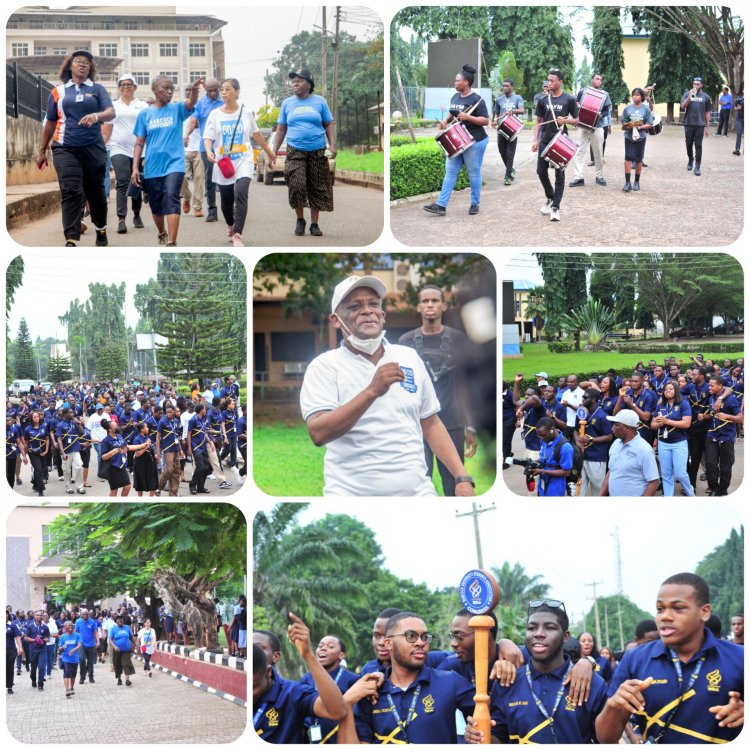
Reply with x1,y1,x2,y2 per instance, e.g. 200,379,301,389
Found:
455,475,475,487
585,655,597,669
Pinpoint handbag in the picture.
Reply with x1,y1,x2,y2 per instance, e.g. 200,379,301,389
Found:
216,104,244,179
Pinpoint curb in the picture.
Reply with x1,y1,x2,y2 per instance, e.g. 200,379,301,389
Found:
156,642,246,671
6,188,62,229
390,190,439,207
335,169,384,190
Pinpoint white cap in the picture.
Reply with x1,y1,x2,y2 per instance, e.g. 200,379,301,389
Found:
537,380,549,387
535,371,549,378
331,275,386,313
606,410,640,428
117,73,137,86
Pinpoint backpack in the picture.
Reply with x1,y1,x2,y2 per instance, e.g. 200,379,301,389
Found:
551,434,584,492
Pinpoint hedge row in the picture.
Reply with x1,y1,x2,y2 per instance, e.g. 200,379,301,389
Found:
617,342,745,354
390,140,469,200
391,118,440,131
390,134,435,148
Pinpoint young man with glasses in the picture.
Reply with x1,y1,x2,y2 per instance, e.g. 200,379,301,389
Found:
352,611,476,743
300,276,475,496
465,600,608,744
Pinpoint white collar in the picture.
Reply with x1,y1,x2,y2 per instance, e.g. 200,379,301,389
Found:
66,78,93,88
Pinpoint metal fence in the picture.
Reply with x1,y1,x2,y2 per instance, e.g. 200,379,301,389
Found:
6,62,53,121
337,90,383,150
391,85,424,119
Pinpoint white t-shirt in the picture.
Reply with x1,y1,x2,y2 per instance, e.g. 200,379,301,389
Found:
562,386,585,426
180,411,193,440
203,106,259,185
183,117,201,152
300,341,441,496
109,97,149,157
87,412,107,442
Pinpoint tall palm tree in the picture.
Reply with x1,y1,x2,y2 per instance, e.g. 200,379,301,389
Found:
491,561,550,607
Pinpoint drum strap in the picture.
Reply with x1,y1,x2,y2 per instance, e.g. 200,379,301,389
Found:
450,97,482,123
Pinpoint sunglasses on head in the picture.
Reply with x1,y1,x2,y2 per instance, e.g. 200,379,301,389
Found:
528,599,566,616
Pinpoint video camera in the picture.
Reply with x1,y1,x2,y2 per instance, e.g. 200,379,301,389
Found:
504,456,541,477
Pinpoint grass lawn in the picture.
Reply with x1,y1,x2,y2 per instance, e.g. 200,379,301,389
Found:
336,149,384,174
504,342,745,380
253,421,496,496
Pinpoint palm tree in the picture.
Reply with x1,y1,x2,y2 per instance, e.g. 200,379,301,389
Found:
561,299,619,351
491,561,551,607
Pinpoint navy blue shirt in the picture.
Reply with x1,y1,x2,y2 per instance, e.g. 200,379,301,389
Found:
101,433,128,469
6,423,22,459
354,665,475,743
654,399,691,443
6,621,22,650
45,79,113,147
608,629,743,744
56,418,83,454
707,393,741,442
684,381,711,425
301,666,360,744
24,424,49,454
254,668,319,743
188,414,208,454
490,658,608,743
521,403,546,452
543,399,567,429
157,415,181,452
25,621,51,653
620,388,658,441
575,406,612,462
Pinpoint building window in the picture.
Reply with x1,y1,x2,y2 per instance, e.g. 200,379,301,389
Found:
158,71,179,84
41,525,59,557
133,72,150,86
53,47,68,56
12,43,29,56
189,70,207,82
98,43,118,57
34,45,47,55
159,43,178,57
131,43,149,57
125,21,138,30
270,332,316,362
189,43,206,57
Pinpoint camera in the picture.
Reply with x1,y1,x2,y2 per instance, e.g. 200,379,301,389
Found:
504,456,541,477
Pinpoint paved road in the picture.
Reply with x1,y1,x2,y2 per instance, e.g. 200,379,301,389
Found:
9,450,246,499
9,181,383,248
502,427,744,497
6,657,246,743
391,125,743,247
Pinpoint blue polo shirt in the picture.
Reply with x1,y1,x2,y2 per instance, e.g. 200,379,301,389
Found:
606,434,660,496
521,403,546,452
191,94,223,152
654,399,691,443
575,406,612,462
725,377,744,404
45,79,113,147
109,623,134,651
543,399,567,429
538,433,573,497
620,388,658,441
608,629,743,743
101,433,128,469
301,666,360,744
707,393,740,442
354,665,475,743
594,654,612,682
222,409,237,437
254,669,319,744
56,419,82,454
237,415,247,442
6,423,21,459
490,658,607,743
651,374,668,398
58,632,82,664
684,381,711,424
74,616,100,647
188,414,208,454
25,621,51,653
24,424,49,454
6,621,21,650
157,415,181,452
207,407,225,441
133,101,192,178
279,94,334,151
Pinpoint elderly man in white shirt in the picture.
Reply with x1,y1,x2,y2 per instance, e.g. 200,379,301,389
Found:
560,374,586,433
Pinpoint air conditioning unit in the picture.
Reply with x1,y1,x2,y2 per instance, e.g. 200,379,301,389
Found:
393,261,418,293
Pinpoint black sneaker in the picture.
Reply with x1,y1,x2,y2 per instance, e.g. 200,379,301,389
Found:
568,178,585,187
89,677,95,683
295,218,306,235
31,681,36,688
38,685,44,691
687,160,693,171
16,478,21,485
126,679,132,686
117,678,122,685
117,220,127,234
65,239,77,247
309,223,323,236
468,204,479,215
733,149,741,156
423,202,446,215
694,164,701,176
632,182,640,191
623,183,632,192
95,228,108,246
205,210,218,223
132,213,144,228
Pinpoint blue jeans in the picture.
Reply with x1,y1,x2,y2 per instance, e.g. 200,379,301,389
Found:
46,643,57,675
437,135,488,207
659,439,693,497
30,649,47,686
104,148,112,196
736,117,744,151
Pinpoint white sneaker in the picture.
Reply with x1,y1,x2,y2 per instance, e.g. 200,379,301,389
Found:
218,481,232,489
231,466,240,475
540,200,553,215
232,232,245,247
550,207,561,221
207,474,216,480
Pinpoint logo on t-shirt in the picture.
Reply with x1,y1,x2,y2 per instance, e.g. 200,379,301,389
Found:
422,694,435,713
399,367,417,393
265,708,279,726
706,669,722,692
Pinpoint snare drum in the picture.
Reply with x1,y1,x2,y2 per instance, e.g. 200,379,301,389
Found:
497,113,524,141
435,121,475,159
577,87,608,130
646,114,663,135
541,131,579,170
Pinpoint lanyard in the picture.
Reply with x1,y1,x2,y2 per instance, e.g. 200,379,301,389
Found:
386,683,421,743
253,703,268,730
524,661,573,743
333,667,343,686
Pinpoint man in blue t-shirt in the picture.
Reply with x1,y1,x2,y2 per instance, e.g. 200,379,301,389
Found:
596,572,743,744
132,75,203,246
717,86,732,136
74,608,100,684
532,417,573,496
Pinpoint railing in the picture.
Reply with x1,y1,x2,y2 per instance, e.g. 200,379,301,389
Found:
6,61,53,121
7,21,221,32
338,90,383,150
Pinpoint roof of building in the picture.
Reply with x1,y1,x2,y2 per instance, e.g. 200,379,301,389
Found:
511,279,540,291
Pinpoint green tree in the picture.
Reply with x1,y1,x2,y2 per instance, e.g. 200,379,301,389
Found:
47,353,72,383
95,342,127,382
696,526,744,635
534,254,589,341
590,7,629,105
575,55,592,93
589,254,636,336
561,299,619,350
14,318,36,379
489,51,526,100
6,256,24,382
492,561,550,606
256,104,280,128
578,594,653,651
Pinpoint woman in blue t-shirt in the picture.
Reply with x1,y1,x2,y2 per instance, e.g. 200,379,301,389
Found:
57,621,82,698
100,419,139,497
652,380,694,497
273,68,336,237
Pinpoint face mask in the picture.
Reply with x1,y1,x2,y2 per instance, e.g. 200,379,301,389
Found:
335,314,385,355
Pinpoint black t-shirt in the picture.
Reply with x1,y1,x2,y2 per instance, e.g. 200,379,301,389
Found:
449,92,489,142
535,92,579,145
397,326,469,430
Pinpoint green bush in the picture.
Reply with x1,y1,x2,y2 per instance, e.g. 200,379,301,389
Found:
546,341,574,354
390,134,435,148
617,342,745,354
391,117,440,131
390,141,469,200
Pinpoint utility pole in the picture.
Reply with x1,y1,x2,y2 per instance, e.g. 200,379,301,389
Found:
264,68,268,107
321,6,327,99
331,6,340,124
455,502,495,568
585,580,604,645
612,526,625,649
604,605,610,647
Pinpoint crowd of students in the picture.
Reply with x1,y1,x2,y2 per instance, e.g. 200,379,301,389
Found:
5,377,246,496
503,355,744,496
252,573,744,744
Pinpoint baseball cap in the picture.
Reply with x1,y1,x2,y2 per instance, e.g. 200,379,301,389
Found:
537,380,549,387
693,76,703,83
535,371,549,378
606,411,640,428
96,403,104,410
71,49,93,61
331,275,386,313
117,73,136,86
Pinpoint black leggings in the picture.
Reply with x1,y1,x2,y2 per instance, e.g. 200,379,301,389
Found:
29,452,45,494
218,177,251,235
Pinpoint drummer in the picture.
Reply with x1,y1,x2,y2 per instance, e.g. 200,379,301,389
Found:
569,73,611,189
491,79,525,186
532,67,579,222
423,63,490,217
621,87,654,193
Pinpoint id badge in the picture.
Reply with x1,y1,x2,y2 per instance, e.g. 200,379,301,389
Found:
75,94,84,103
308,724,322,743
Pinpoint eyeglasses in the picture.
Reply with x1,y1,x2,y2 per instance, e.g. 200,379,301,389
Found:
72,58,91,66
387,630,434,644
448,631,471,643
528,599,566,615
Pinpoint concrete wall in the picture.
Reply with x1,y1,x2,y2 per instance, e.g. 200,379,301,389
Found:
6,114,58,185
6,536,31,611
